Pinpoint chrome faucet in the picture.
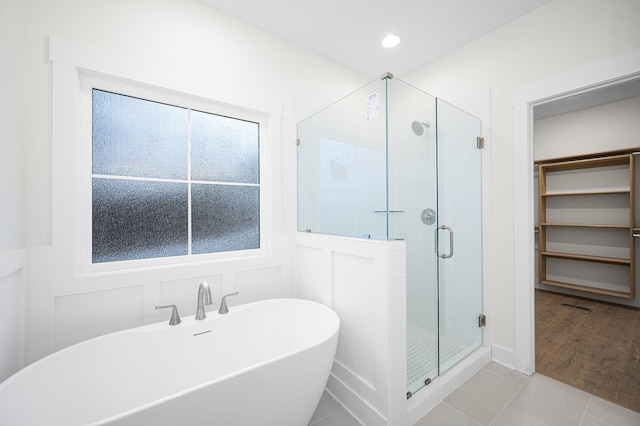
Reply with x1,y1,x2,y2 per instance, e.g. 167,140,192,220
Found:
196,281,212,320
218,291,239,314
155,304,181,325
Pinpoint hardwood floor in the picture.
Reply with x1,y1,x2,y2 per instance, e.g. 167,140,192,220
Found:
536,289,640,413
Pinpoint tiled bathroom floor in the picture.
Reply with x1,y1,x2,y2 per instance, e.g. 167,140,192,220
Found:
309,391,361,426
310,362,640,425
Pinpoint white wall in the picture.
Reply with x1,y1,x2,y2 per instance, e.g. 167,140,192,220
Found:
404,0,640,359
10,0,370,366
24,0,367,248
0,0,26,253
534,95,640,160
0,0,27,380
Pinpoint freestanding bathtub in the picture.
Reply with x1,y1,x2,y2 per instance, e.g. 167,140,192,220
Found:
0,298,340,426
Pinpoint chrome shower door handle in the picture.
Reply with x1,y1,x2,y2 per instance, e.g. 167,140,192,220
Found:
437,225,454,259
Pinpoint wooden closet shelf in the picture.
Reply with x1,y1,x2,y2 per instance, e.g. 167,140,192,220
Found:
538,154,631,171
541,251,631,265
540,189,630,197
539,223,630,229
540,279,633,299
535,148,640,165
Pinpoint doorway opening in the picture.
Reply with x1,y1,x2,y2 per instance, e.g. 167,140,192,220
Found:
530,76,640,413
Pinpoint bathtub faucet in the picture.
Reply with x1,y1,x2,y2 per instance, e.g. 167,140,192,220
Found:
196,281,213,320
155,304,181,326
219,291,239,314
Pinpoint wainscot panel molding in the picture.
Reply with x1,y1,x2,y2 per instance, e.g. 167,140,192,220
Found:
0,248,26,382
293,233,408,426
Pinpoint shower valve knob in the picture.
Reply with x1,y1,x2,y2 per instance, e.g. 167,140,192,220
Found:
421,208,436,225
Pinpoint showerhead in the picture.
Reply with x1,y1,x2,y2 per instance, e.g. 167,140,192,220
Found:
411,121,431,136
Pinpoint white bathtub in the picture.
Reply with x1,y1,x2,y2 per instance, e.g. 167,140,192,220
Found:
0,298,339,426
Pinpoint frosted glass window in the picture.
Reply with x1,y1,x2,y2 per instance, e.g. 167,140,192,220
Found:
93,179,188,263
191,110,259,183
191,184,260,254
91,89,261,264
93,90,188,179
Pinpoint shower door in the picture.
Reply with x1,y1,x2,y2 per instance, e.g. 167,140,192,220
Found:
390,81,483,396
435,99,483,374
387,80,439,396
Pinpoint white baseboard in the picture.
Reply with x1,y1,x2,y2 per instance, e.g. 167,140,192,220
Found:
326,373,384,426
491,344,516,370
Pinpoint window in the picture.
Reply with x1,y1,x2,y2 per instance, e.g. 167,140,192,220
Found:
50,36,280,293
91,89,260,264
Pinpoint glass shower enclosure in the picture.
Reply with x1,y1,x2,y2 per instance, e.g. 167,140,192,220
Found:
297,75,483,397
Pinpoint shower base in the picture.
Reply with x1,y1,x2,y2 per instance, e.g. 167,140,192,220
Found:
407,322,466,393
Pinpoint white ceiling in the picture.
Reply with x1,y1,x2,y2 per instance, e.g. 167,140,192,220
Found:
197,0,551,78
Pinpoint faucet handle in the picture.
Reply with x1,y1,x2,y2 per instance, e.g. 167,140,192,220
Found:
218,291,239,314
155,304,181,325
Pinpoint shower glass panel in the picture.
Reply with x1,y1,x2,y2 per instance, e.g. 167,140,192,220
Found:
297,78,388,239
297,76,483,398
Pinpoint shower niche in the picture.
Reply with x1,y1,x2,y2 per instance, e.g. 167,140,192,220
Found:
297,74,484,400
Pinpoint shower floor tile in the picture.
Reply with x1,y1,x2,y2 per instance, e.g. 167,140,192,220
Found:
407,322,466,391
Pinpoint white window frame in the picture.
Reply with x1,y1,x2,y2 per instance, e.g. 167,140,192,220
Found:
80,75,266,272
50,36,282,296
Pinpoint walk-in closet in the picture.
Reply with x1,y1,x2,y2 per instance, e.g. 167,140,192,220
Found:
533,79,640,413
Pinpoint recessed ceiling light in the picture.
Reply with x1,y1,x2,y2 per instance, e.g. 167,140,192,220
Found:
381,33,401,48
